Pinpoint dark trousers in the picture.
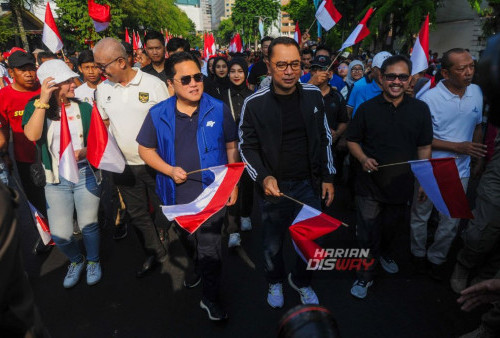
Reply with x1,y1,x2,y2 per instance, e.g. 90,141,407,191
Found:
261,179,321,287
16,161,47,216
100,171,128,227
113,165,167,260
225,171,254,234
176,209,225,302
355,195,408,281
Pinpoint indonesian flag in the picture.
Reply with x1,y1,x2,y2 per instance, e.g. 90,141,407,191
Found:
132,30,138,50
415,75,436,99
410,158,473,219
88,0,111,32
289,204,343,263
339,7,374,51
204,33,216,60
162,163,245,234
58,104,79,184
87,102,125,173
165,29,170,47
229,33,243,53
315,0,342,32
294,21,301,44
410,14,429,75
125,28,131,44
42,2,63,53
27,201,54,246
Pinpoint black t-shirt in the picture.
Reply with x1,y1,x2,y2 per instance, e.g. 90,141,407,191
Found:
248,61,268,86
141,62,167,83
276,90,311,181
346,94,433,204
323,86,349,131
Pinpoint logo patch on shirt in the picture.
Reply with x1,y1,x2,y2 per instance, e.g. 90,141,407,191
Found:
138,92,149,103
313,107,318,114
206,121,215,127
473,107,479,114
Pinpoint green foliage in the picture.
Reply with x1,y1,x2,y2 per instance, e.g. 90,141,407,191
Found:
55,0,195,50
215,18,235,45
468,0,500,36
0,14,16,47
232,0,280,45
282,0,316,38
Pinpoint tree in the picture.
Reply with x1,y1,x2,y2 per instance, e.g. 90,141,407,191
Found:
282,0,316,38
468,0,500,36
215,18,235,46
9,0,41,50
232,0,280,47
0,15,16,48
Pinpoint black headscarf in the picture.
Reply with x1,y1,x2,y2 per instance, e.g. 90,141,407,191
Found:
228,57,249,91
211,57,230,89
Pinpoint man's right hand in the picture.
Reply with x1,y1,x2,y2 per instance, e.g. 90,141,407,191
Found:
308,71,330,86
361,157,379,172
455,141,487,158
263,176,281,197
169,166,187,184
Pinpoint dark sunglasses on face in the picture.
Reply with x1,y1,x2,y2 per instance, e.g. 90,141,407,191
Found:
175,73,204,85
383,73,410,82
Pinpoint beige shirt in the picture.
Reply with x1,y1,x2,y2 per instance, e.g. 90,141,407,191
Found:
96,68,169,165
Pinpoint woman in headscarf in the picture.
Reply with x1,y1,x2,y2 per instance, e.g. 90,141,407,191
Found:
23,59,102,289
221,58,254,248
204,56,229,100
340,60,364,102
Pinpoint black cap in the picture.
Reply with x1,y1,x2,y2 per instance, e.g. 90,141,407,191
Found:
8,51,36,68
311,55,330,68
121,41,133,55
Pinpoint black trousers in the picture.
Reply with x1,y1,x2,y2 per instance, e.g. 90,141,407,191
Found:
16,161,47,216
176,209,225,302
113,165,168,261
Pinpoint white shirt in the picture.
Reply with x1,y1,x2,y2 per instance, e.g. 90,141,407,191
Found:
421,80,483,178
48,103,85,162
75,82,96,104
96,68,169,165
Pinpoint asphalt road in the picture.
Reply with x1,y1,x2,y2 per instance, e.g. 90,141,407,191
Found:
16,181,485,338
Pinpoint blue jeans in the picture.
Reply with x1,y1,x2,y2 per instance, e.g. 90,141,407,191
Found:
45,163,101,263
260,179,321,287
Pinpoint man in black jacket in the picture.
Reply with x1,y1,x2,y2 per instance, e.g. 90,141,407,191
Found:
239,37,335,308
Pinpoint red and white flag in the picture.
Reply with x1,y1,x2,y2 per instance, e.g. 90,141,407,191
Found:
204,33,216,60
88,0,111,32
229,33,243,53
415,75,436,99
59,104,79,184
289,205,343,263
410,14,429,75
315,0,342,32
27,201,54,246
294,21,301,44
162,163,245,234
87,102,125,173
137,32,143,48
132,30,138,50
125,27,131,44
339,7,374,51
42,2,63,53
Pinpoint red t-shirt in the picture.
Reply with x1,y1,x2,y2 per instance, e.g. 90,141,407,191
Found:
0,85,41,163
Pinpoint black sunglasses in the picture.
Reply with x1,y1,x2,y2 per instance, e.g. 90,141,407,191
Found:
174,73,204,85
383,73,410,82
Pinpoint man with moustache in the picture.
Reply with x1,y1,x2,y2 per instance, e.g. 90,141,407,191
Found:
137,52,238,321
142,31,168,83
239,37,335,308
346,55,433,299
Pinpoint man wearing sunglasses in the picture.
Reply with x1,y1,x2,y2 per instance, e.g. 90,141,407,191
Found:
94,38,170,278
137,52,238,321
239,37,335,309
346,55,433,299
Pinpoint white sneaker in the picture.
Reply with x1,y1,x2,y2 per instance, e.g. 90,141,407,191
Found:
288,273,319,304
228,233,241,248
240,217,252,231
267,283,284,308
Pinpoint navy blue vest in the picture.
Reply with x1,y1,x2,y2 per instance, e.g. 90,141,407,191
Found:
149,93,228,205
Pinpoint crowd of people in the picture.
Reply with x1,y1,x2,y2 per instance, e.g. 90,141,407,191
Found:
0,29,499,338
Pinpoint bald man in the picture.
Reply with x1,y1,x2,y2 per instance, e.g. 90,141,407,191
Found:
94,38,171,277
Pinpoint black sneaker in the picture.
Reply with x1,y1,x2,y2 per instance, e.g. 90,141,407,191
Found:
200,298,228,321
428,262,445,281
184,272,201,288
411,255,427,275
113,223,128,240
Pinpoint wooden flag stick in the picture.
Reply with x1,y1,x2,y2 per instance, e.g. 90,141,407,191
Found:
326,53,340,71
307,18,318,33
280,193,349,227
376,157,460,170
186,168,212,175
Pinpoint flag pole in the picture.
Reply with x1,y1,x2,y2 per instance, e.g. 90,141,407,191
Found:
306,18,318,33
326,53,340,71
187,168,211,175
281,193,349,227
375,156,460,169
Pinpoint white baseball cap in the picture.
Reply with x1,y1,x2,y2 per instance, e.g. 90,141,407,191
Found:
37,59,79,85
372,51,392,68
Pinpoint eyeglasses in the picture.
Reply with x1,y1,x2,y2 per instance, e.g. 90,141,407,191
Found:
174,73,204,85
338,66,348,70
272,61,301,71
351,68,363,72
96,57,123,72
383,73,410,82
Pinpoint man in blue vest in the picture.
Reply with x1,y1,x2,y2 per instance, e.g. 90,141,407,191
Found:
137,52,238,321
